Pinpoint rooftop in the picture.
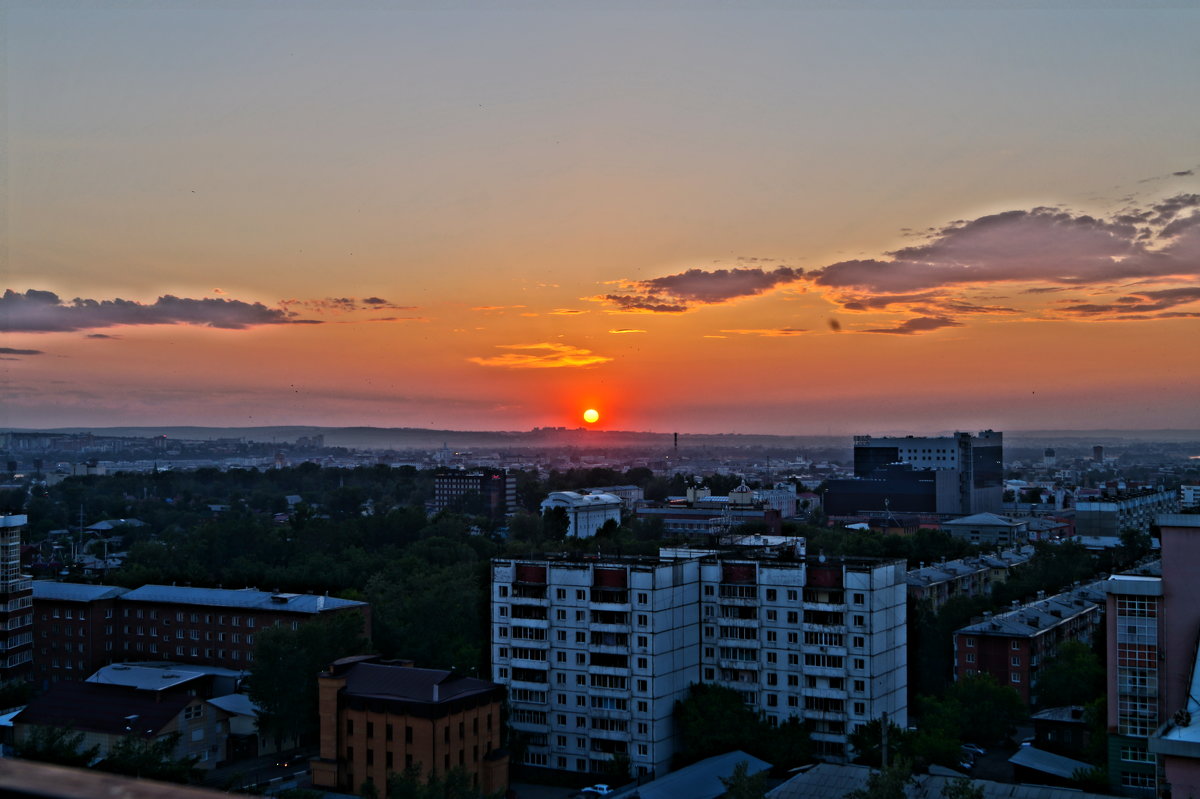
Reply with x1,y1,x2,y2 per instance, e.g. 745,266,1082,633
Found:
87,664,208,692
33,581,129,602
333,657,500,705
119,584,366,613
14,681,193,737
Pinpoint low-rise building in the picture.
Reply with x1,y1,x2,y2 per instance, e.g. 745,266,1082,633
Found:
954,585,1104,704
311,655,507,797
14,663,231,769
540,491,623,538
941,512,1030,547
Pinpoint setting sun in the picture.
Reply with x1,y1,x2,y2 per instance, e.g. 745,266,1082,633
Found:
583,408,600,424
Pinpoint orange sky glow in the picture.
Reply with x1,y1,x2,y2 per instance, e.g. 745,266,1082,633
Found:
3,5,1198,434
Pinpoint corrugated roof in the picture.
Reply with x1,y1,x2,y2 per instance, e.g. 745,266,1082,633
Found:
1008,746,1092,779
119,585,365,613
87,664,207,692
33,581,129,602
628,751,770,799
207,693,259,717
767,762,1115,799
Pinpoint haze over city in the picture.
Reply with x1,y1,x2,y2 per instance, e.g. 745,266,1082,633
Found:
4,3,1199,434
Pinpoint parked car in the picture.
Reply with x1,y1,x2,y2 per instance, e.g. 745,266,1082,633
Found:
1020,736,1036,747
961,743,987,756
580,786,614,797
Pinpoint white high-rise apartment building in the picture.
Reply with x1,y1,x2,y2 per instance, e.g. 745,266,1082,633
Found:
491,546,906,779
696,555,907,761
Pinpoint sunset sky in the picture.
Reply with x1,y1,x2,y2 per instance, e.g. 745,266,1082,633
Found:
4,2,1199,435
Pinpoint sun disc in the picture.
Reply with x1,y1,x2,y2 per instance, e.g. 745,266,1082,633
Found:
583,408,600,424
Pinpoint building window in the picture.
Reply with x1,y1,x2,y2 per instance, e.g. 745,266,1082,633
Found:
1010,640,1021,651
965,637,975,647
966,653,975,663
1011,656,1020,666
1011,672,1021,683
765,589,776,602
852,615,865,627
853,593,865,605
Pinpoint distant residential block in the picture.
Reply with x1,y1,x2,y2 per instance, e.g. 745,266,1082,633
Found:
1074,487,1177,537
540,491,623,538
432,469,516,519
953,584,1105,704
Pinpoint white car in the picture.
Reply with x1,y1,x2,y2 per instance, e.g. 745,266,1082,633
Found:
580,786,614,797
961,743,987,756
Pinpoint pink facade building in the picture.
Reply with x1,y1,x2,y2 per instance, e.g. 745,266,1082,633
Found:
1148,515,1200,797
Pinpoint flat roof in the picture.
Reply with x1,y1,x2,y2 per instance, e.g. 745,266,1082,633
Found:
33,581,129,603
87,664,208,692
119,584,365,613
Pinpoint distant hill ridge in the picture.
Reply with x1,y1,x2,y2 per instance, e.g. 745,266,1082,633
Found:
4,426,1199,450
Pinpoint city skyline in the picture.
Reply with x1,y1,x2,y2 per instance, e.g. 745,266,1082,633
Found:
4,3,1199,434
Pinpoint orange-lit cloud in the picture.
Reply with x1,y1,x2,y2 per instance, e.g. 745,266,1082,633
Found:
468,342,612,369
720,328,809,337
278,296,415,314
598,266,804,313
608,328,646,334
861,316,963,335
549,308,588,315
812,195,1200,294
1,289,317,332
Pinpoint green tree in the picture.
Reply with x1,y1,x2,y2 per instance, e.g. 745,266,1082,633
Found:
97,732,199,783
14,725,100,767
674,683,812,771
721,759,768,799
248,611,369,748
920,674,1026,746
1033,640,1104,709
843,760,913,799
941,777,984,799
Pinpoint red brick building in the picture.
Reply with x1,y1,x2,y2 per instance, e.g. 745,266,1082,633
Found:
953,585,1103,704
32,582,127,688
32,582,370,682
312,655,508,797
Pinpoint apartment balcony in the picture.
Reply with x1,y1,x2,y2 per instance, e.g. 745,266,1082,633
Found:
716,636,760,648
509,719,550,734
802,601,847,612
802,623,847,634
717,596,759,608
589,727,630,742
511,656,549,670
805,665,849,679
804,709,847,721
804,687,848,700
588,707,631,721
589,622,630,634
588,664,630,678
717,616,759,628
590,643,629,656
589,600,630,612
717,659,759,672
510,617,549,630
509,595,549,607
